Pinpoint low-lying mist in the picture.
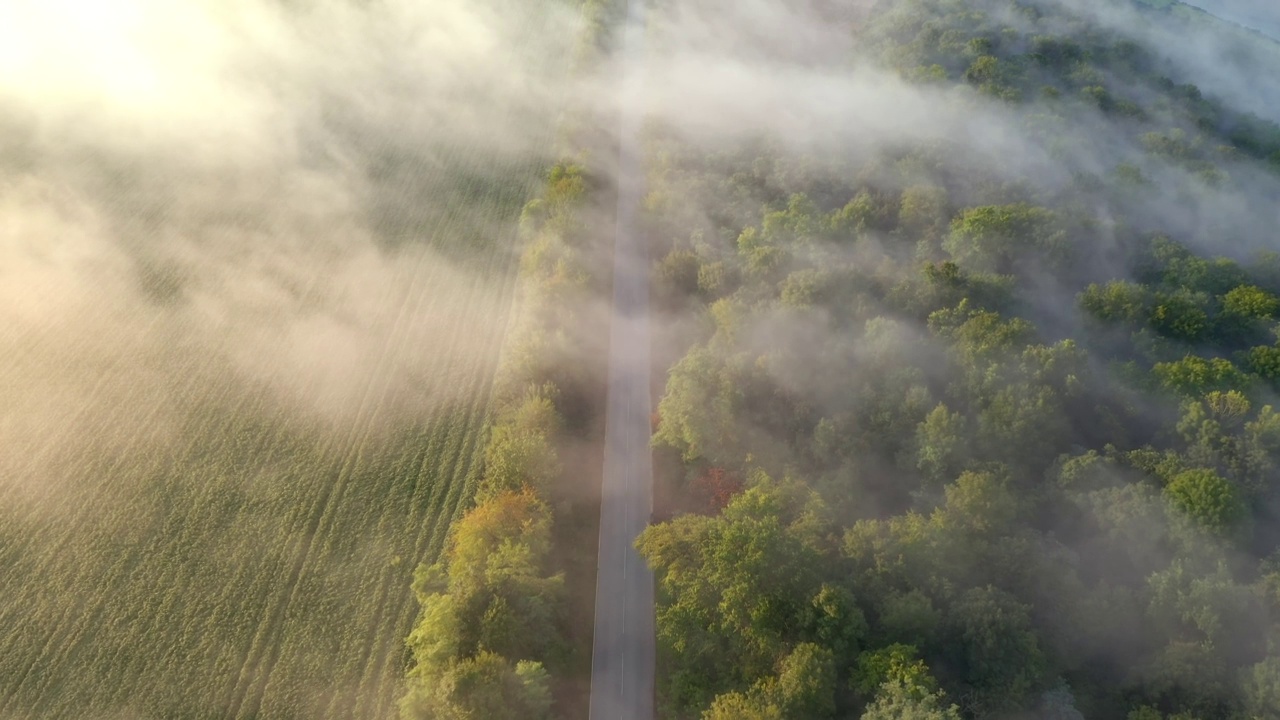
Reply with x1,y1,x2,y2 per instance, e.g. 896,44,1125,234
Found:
0,0,590,456
0,0,596,717
6,0,1280,716
634,0,1280,718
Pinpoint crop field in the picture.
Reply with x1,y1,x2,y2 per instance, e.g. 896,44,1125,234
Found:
0,0,582,695
0,152,551,718
0,0,588,713
0,156,549,719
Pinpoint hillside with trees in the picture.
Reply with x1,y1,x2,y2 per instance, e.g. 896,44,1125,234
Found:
639,0,1280,718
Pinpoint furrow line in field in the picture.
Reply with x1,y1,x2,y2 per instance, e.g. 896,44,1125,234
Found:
3,310,171,502
92,404,306,716
0,371,259,717
220,261,416,720
222,410,381,719
247,220,487,716
335,550,412,719
12,391,286,717
230,172,484,718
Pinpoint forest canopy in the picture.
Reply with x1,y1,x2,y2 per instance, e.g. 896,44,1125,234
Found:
639,0,1280,718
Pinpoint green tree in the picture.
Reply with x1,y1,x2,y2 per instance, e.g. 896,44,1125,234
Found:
480,387,562,500
638,481,840,714
944,586,1046,713
943,204,1066,274
891,261,1015,320
698,261,732,295
1135,640,1234,718
1217,285,1279,343
405,490,564,679
658,248,703,298
915,404,969,488
1222,285,1279,320
1150,293,1210,342
853,644,936,699
800,584,868,661
937,470,1020,535
1148,559,1263,657
1153,356,1247,397
1142,129,1197,161
1080,281,1150,324
876,592,941,649
1176,393,1280,495
702,691,783,720
1242,656,1280,719
400,652,552,720
653,346,743,463
833,190,898,239
773,643,838,718
1245,344,1280,380
899,185,950,256
1164,468,1244,533
738,225,789,279
781,269,831,309
1053,451,1127,494
974,383,1070,474
927,301,1034,366
861,680,962,720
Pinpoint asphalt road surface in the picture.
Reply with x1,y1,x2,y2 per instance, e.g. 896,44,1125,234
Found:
587,0,655,718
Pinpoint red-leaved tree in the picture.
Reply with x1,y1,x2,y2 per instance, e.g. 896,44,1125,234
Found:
692,467,742,512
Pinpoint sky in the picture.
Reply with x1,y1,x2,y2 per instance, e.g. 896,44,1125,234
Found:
1182,0,1280,41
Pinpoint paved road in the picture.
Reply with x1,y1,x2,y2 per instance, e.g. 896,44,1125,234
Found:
587,0,654,718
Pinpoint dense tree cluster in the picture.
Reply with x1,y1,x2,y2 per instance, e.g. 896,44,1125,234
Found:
640,1,1280,718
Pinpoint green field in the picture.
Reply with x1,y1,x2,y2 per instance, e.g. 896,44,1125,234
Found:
0,0,588,712
0,176,541,719
0,189,549,720
0,104,566,720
